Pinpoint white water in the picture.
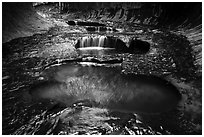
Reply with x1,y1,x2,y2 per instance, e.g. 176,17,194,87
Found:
98,36,106,47
78,47,114,50
79,36,107,48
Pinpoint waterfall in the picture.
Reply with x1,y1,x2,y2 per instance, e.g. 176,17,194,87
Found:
80,37,84,48
92,36,98,47
84,37,87,47
97,27,100,32
87,36,91,47
98,36,106,47
81,36,89,47
78,36,110,48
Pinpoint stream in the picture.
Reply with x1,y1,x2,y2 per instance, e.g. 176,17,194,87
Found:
2,18,202,134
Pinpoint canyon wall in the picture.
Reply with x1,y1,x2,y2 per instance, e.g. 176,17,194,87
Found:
2,2,53,43
2,2,202,75
65,2,201,76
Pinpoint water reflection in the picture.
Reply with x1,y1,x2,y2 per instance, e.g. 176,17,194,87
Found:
27,62,181,114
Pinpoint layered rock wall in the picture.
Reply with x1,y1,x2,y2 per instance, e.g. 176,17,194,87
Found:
2,2,53,43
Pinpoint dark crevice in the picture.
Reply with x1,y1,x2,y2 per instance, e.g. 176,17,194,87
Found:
129,38,150,54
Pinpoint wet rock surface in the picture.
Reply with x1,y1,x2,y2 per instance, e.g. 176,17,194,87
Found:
2,3,202,135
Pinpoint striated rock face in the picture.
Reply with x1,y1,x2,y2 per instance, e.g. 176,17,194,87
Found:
2,2,201,72
2,2,53,43
2,2,202,135
64,2,201,27
65,2,201,76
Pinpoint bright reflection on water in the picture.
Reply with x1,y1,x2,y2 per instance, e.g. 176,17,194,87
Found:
77,47,116,56
27,62,181,114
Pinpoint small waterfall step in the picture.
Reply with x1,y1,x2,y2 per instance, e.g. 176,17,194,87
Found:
66,20,105,26
75,35,128,53
75,35,150,54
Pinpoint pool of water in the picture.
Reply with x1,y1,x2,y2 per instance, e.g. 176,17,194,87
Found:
2,21,201,134
26,62,181,114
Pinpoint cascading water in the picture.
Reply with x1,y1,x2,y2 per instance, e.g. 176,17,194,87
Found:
98,35,106,47
75,35,150,56
92,35,99,47
75,35,128,56
78,35,108,48
85,26,116,33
